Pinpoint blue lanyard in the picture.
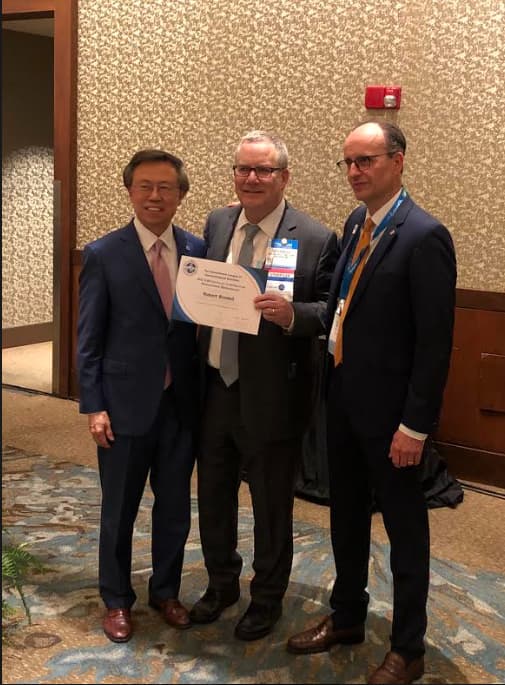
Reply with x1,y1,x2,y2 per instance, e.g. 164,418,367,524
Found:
339,188,408,300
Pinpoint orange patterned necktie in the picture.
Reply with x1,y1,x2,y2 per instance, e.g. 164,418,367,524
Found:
333,217,375,366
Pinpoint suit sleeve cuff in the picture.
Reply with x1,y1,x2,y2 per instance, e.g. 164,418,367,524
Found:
282,309,295,334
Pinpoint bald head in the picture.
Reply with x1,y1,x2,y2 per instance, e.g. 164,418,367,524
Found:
342,121,405,214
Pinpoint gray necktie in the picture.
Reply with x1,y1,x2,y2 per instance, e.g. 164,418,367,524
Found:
219,223,260,386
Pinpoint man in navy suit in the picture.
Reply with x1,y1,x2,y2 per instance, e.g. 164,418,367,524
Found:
287,122,456,684
189,131,340,641
78,149,205,643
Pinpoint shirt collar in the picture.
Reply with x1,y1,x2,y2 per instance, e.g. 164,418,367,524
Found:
368,188,403,227
133,215,175,252
236,199,286,239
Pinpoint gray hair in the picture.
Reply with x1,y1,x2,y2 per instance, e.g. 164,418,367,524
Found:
235,130,289,168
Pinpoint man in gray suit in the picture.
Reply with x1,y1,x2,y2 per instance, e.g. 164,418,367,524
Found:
190,130,340,640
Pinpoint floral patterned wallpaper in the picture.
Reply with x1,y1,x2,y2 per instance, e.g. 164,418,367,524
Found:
76,0,505,292
2,147,53,328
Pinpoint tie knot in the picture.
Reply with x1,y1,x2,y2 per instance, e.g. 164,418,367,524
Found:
363,217,375,235
152,239,164,255
244,223,260,240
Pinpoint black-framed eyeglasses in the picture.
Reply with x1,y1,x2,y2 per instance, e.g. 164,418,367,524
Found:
233,165,285,180
336,153,394,172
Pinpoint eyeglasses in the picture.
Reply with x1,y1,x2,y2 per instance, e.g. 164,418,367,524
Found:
233,165,285,180
336,153,393,173
131,183,180,197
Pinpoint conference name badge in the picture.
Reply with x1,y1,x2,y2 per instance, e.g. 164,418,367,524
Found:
328,298,345,354
264,238,298,302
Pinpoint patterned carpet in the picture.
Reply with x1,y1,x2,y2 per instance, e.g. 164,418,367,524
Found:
2,445,504,684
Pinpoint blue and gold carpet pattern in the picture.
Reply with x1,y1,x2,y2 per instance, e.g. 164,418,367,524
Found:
2,446,504,684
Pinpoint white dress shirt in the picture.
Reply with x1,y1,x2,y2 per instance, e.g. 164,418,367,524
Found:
208,200,286,369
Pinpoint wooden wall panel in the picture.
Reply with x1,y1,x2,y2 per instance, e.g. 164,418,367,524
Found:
479,354,505,413
435,443,505,489
2,322,53,348
434,294,505,487
435,308,505,454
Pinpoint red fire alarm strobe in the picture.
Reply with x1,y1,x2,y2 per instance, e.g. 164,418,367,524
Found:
365,85,402,109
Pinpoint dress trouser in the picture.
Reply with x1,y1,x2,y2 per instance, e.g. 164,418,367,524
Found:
326,370,430,660
197,367,301,607
97,387,194,608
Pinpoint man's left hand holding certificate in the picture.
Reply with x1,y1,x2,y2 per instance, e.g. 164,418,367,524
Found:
172,256,267,335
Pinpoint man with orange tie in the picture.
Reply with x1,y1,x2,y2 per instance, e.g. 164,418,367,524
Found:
287,121,456,684
77,149,205,643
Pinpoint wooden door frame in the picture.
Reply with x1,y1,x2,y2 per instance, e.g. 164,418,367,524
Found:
2,0,77,397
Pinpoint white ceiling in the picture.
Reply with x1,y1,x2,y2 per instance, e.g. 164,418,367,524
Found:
3,18,54,38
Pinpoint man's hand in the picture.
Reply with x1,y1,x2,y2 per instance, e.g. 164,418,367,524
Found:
254,293,294,329
389,429,424,468
88,411,114,448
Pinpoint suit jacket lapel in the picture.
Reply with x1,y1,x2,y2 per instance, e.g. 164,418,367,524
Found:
119,222,165,316
207,207,240,261
347,197,413,314
327,220,362,323
273,202,297,239
173,224,196,261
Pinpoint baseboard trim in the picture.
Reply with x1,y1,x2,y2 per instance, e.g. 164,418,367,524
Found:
2,322,53,349
434,440,505,489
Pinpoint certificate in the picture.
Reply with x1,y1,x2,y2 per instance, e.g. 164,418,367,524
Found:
172,256,267,334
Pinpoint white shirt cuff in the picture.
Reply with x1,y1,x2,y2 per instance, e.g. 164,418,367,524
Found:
399,423,428,441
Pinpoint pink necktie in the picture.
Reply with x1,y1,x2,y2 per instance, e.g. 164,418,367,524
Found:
151,239,173,387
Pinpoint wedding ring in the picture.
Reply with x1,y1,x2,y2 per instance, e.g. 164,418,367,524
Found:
271,308,275,314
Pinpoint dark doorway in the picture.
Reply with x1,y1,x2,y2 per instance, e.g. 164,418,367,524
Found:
2,19,54,393
1,0,77,397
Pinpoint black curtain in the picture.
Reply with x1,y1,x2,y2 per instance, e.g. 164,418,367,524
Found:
296,342,464,510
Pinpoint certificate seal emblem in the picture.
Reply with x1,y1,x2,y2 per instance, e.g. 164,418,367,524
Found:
184,261,197,275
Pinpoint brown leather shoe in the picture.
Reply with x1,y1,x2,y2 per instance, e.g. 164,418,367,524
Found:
149,597,191,629
287,615,365,654
103,608,132,643
367,651,424,684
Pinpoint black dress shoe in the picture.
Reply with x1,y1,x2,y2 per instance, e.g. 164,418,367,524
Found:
189,586,240,624
234,602,282,641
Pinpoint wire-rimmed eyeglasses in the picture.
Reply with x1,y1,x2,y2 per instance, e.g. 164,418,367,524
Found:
336,153,394,173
